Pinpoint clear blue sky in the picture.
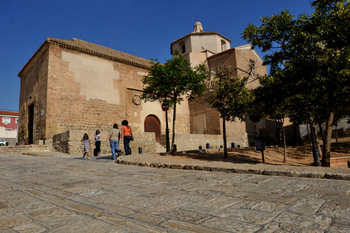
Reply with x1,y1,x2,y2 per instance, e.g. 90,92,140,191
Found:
0,0,315,112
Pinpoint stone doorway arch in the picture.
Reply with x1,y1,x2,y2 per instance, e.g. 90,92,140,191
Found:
144,115,161,142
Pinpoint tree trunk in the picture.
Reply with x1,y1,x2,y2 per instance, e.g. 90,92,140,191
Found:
223,116,228,159
170,103,177,155
275,119,281,146
312,122,323,159
335,125,338,143
307,123,312,151
322,111,334,167
281,118,287,163
318,123,325,145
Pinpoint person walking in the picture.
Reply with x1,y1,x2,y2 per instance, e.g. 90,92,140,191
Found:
81,133,91,160
106,124,122,160
94,130,101,157
121,120,133,155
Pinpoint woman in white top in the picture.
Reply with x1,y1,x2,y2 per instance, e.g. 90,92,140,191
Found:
94,130,101,156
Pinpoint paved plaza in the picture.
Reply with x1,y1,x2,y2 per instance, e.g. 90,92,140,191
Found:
0,153,350,232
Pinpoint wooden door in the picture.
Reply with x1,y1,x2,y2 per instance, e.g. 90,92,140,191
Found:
144,115,161,142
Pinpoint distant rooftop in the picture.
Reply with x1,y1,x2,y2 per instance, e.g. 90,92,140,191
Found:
0,111,19,116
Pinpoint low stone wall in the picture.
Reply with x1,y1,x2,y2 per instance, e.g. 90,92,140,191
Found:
159,133,248,151
0,145,52,155
0,137,17,146
50,131,249,155
52,130,158,155
330,156,350,168
52,131,70,153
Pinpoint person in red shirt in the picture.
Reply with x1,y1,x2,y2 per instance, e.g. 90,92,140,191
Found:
120,120,133,155
24,138,29,145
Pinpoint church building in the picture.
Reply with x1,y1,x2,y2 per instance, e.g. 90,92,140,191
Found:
17,22,272,154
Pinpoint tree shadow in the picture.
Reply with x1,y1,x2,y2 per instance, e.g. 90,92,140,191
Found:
330,141,350,154
164,139,350,166
169,146,313,166
169,150,266,165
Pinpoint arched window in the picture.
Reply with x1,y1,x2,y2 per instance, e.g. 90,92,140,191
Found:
181,43,186,54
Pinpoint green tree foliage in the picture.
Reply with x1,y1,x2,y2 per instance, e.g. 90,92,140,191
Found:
142,51,208,153
250,74,293,162
243,0,350,166
207,66,251,159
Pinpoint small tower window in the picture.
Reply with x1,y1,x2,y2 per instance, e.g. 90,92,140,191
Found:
221,40,227,52
181,43,186,54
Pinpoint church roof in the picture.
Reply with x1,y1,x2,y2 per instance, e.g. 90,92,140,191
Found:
172,21,231,45
170,31,231,55
19,38,151,76
207,44,263,63
171,31,231,45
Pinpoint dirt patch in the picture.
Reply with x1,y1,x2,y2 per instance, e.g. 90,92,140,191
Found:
167,139,350,167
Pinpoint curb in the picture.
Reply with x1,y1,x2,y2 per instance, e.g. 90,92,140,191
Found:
115,159,350,181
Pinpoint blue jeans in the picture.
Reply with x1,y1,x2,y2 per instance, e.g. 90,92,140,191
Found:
123,136,132,155
110,140,121,160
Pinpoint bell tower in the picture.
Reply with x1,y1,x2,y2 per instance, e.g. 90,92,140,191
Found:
193,21,203,33
170,21,231,67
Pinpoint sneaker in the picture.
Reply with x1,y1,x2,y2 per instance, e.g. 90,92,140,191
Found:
87,157,90,160
81,157,84,159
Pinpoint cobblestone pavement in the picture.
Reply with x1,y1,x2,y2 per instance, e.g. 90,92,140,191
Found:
1,153,350,232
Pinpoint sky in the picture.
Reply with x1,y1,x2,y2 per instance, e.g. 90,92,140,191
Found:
0,0,315,112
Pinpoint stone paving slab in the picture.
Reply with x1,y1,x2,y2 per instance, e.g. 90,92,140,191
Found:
6,150,350,180
1,154,350,232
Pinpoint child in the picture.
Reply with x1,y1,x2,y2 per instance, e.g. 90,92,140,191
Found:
81,133,91,160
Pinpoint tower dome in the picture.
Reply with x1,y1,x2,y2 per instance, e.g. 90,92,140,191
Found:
194,21,204,33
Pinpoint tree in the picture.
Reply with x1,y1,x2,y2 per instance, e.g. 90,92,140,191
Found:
142,51,208,153
243,0,350,166
250,74,292,163
207,66,251,159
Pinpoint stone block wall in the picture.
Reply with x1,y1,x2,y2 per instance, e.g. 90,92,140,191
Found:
52,130,158,155
159,133,248,151
52,131,70,153
46,45,128,138
18,43,50,144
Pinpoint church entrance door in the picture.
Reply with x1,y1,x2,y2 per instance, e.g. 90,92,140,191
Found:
144,115,160,142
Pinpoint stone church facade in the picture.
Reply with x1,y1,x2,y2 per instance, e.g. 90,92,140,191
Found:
17,22,275,154
171,22,275,146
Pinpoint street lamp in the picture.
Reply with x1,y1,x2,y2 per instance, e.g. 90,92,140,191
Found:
162,100,170,152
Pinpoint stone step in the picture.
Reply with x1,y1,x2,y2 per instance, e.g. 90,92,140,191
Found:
0,145,56,155
155,142,166,153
